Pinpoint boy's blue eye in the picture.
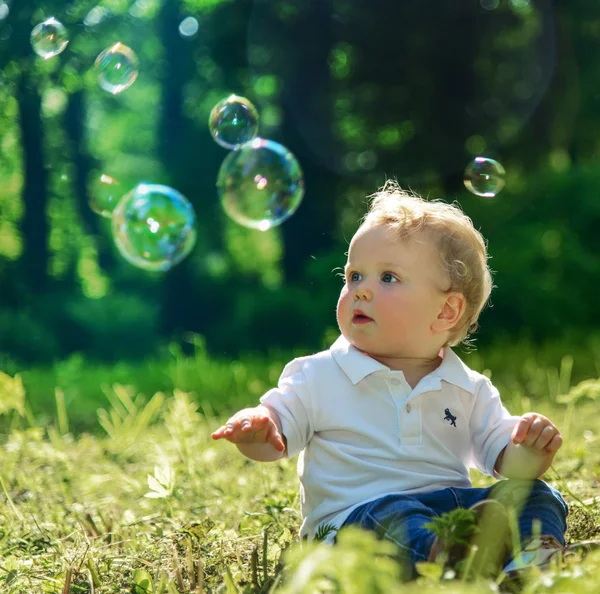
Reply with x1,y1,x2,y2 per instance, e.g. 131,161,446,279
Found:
346,271,361,282
382,273,397,283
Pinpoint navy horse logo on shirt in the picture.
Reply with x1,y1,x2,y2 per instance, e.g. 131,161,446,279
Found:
444,408,457,427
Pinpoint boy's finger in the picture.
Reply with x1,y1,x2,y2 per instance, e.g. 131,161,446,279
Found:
543,433,563,454
241,416,267,430
523,417,548,447
267,424,284,451
512,415,534,443
532,424,557,450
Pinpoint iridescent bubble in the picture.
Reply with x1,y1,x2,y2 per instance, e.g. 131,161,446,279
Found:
464,157,506,198
30,18,69,60
510,0,532,13
179,16,199,37
111,184,197,271
94,43,139,95
480,0,500,10
209,95,259,149
217,138,304,230
89,173,121,219
84,6,109,27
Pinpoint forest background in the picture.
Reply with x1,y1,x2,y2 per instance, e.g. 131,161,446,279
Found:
1,0,600,401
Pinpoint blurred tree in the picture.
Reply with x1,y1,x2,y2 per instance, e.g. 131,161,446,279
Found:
1,0,600,362
9,2,51,292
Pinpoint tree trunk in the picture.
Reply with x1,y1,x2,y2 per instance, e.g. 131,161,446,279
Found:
64,89,115,270
276,0,338,283
17,73,50,292
155,0,221,338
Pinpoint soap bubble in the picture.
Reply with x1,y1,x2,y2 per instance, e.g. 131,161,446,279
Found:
217,138,304,230
480,0,500,10
89,173,121,218
464,157,506,198
209,95,259,149
179,16,199,37
95,43,139,95
30,18,69,60
510,0,532,14
111,183,197,271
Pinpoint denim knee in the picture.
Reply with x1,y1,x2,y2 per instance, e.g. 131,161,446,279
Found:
493,478,566,507
490,479,568,530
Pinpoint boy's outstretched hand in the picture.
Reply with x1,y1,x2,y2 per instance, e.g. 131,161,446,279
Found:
211,407,286,452
511,412,562,455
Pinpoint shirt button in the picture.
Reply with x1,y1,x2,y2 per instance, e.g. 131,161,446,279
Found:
390,379,400,386
405,404,411,413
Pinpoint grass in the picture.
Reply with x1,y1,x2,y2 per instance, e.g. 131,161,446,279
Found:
3,330,600,431
0,338,600,592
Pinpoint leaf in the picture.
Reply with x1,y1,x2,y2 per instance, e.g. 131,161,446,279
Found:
314,522,337,542
145,474,171,498
154,463,173,488
133,569,154,594
0,371,25,416
415,561,443,580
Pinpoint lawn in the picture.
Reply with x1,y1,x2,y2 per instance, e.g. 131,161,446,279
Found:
0,339,600,593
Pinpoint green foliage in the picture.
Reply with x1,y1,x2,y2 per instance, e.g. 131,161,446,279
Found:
97,383,165,452
2,0,600,365
424,508,479,549
314,522,338,543
465,165,600,342
0,370,25,417
276,527,405,593
557,378,600,406
1,351,600,592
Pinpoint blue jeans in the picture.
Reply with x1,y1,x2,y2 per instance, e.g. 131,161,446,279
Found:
338,480,568,577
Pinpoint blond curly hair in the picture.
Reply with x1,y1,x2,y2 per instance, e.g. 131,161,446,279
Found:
360,180,493,347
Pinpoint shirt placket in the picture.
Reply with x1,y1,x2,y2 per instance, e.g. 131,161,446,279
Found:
399,393,421,445
387,375,421,445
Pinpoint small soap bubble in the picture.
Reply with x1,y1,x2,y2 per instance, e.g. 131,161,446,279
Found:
217,138,304,230
89,173,121,218
209,94,259,149
84,6,109,27
111,183,197,271
464,157,506,198
179,16,199,37
30,18,69,60
480,0,500,10
510,0,532,14
94,43,139,95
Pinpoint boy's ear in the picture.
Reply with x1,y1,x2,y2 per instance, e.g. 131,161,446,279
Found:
431,293,466,334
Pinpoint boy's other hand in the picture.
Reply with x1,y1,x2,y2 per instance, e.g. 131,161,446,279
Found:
211,408,286,452
511,412,562,455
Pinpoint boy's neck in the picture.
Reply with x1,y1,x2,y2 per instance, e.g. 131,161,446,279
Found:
367,350,444,390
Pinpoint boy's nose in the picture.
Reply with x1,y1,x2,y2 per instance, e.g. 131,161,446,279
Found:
353,287,372,301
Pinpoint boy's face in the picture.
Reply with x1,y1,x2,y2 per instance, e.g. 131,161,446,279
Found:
336,223,450,360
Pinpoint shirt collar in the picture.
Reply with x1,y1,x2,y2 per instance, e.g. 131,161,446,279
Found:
330,334,477,393
330,335,388,384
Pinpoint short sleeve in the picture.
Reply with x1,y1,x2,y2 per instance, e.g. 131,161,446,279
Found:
469,379,520,476
259,359,314,458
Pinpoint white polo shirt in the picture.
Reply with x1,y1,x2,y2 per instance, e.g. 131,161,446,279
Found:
259,334,520,543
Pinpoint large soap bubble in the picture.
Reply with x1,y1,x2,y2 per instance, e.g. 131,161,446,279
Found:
31,18,69,59
464,157,506,198
95,43,139,95
111,184,197,271
209,95,259,149
217,138,304,230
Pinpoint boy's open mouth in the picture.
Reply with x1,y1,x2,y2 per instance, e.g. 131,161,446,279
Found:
352,312,373,324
